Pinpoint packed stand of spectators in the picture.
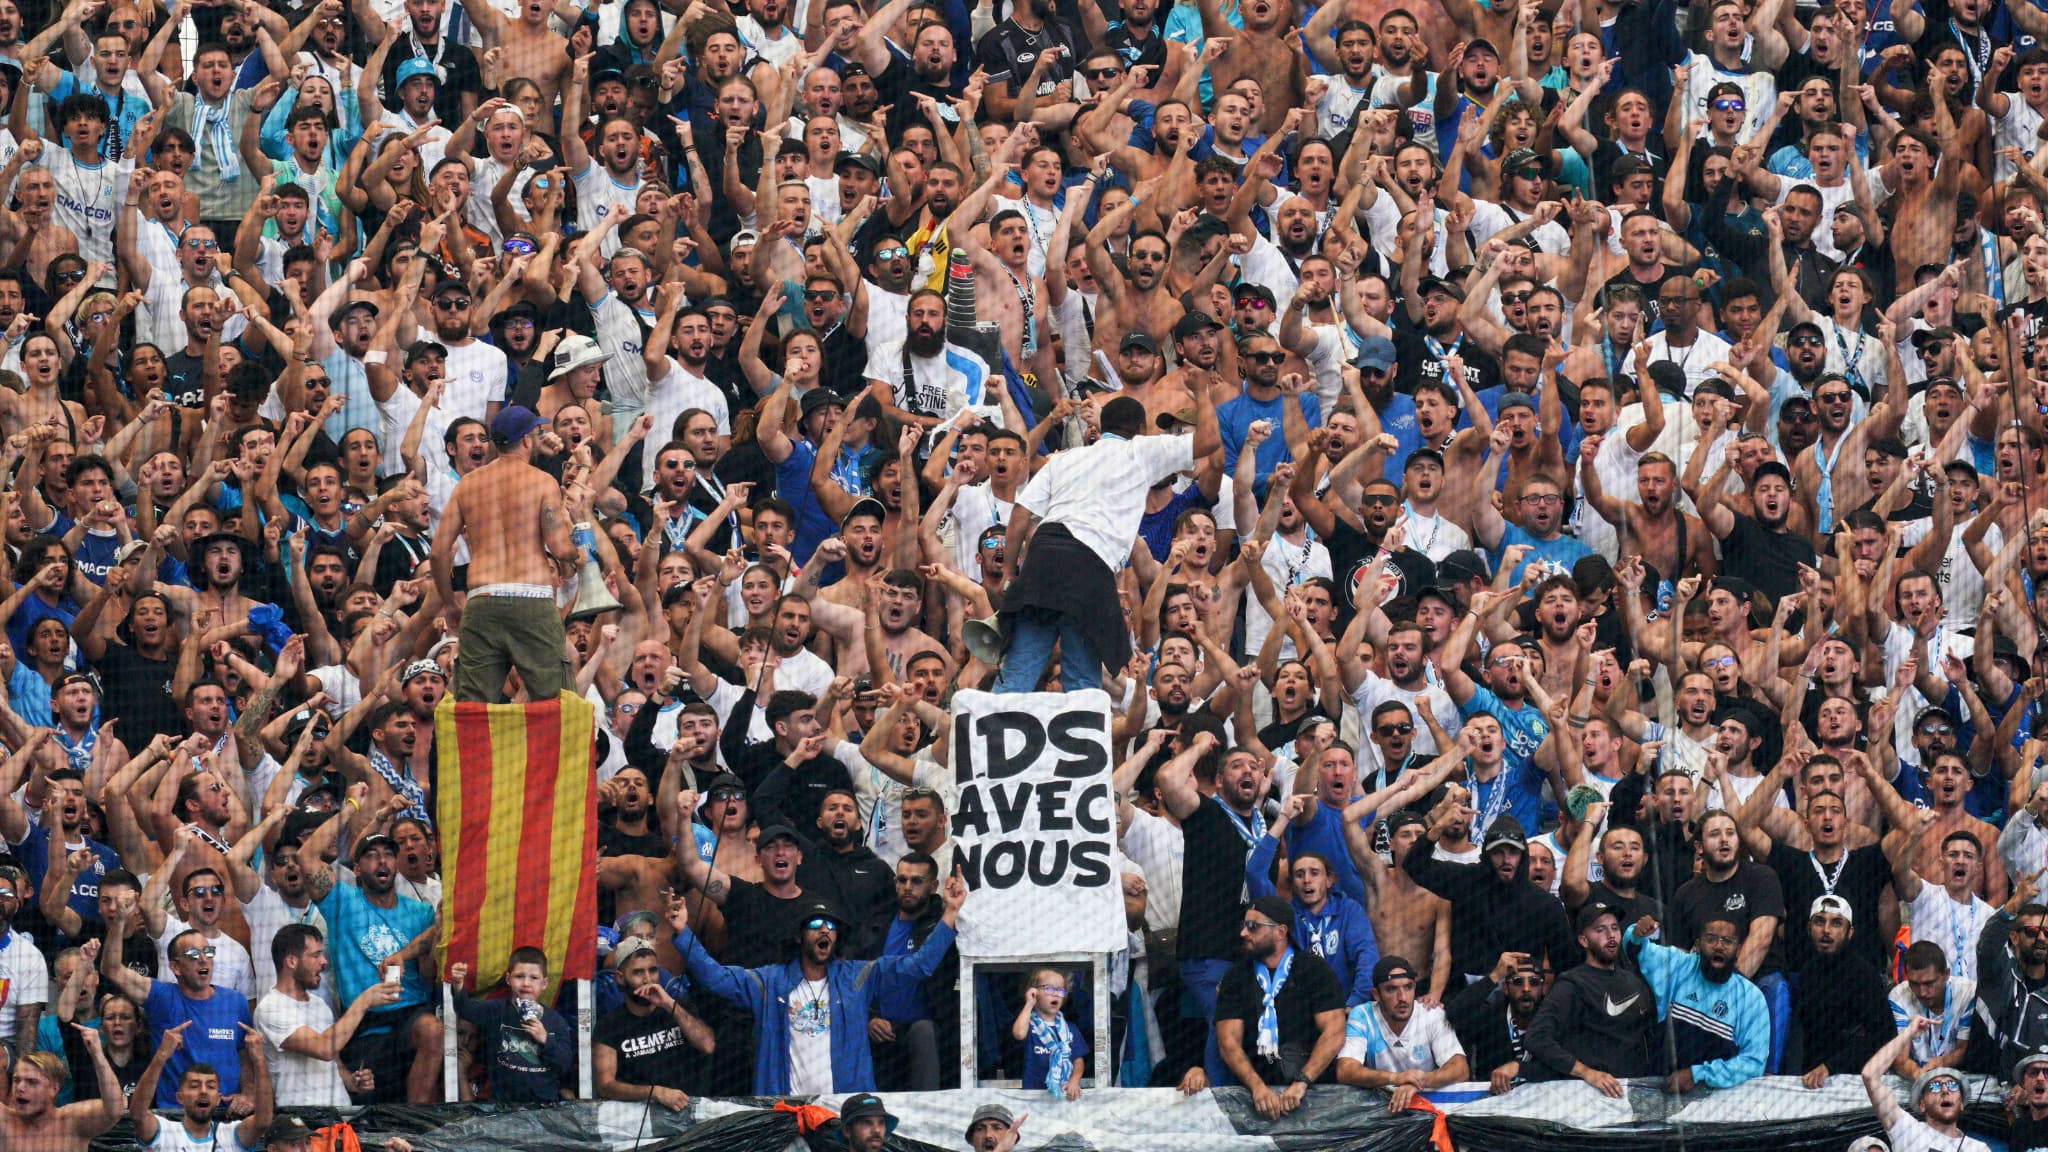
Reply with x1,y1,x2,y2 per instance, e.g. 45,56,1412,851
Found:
8,0,2048,1141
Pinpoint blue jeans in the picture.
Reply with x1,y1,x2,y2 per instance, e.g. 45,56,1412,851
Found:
1755,970,1792,1074
1179,957,1234,1085
994,611,1102,693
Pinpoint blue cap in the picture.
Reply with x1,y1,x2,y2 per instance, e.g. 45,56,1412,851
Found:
1353,336,1397,372
489,405,544,444
1499,391,1536,413
395,58,440,88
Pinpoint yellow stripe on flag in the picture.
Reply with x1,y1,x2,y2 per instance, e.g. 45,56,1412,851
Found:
475,702,532,984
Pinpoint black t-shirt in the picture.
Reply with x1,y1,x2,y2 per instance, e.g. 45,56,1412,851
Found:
1213,951,1344,1085
601,823,667,859
1177,799,1259,962
873,54,964,141
975,18,1077,97
372,531,433,597
163,349,206,407
1720,513,1817,602
1392,326,1501,398
1668,862,1786,976
722,878,806,968
1767,841,1891,972
593,1005,691,1090
1324,519,1433,628
818,323,868,401
95,643,178,750
1601,265,1685,329
2012,1107,2048,1152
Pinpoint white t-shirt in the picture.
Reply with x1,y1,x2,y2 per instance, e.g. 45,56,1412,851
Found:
1351,672,1458,760
1644,329,1733,399
572,162,644,256
243,885,328,1007
949,482,1013,581
845,744,951,865
1996,97,2047,184
1887,1112,1991,1152
157,917,257,999
0,929,49,1042
40,147,129,273
142,1119,253,1152
642,359,731,482
1338,1000,1464,1072
1243,529,1332,658
1905,882,1996,984
255,988,353,1106
786,976,833,1093
438,338,512,424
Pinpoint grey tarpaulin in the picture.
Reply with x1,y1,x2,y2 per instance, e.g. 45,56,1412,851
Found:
1443,1074,1997,1152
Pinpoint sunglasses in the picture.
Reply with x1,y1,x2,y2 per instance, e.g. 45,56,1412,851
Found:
1245,351,1285,364
1241,918,1283,932
88,310,110,325
1086,66,1122,79
615,702,640,715
1919,721,1953,735
1241,299,1274,311
1510,166,1544,180
805,290,842,302
1362,494,1398,506
185,885,223,898
176,945,218,960
1709,98,1746,111
804,917,839,931
1816,392,1853,405
1375,722,1415,737
1501,291,1532,305
875,245,909,260
182,238,219,252
435,295,471,309
1786,408,1818,421
503,238,536,255
55,269,86,284
1358,365,1389,379
1788,334,1824,347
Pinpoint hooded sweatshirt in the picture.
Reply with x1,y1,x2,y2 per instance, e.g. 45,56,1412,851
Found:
1248,832,1380,1005
1794,947,1893,1077
1523,959,1658,1082
1403,815,1574,979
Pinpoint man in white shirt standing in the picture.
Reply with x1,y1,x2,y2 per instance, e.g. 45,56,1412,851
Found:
995,391,1218,692
254,924,402,1106
426,277,512,429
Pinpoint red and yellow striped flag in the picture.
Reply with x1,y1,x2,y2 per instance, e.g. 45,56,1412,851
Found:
434,691,598,1002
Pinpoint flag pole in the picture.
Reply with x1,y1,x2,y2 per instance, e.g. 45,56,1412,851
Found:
442,981,459,1102
577,978,594,1098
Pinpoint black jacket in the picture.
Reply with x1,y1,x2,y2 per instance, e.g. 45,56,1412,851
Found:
796,841,896,959
1608,770,1696,911
1447,974,1538,1081
1793,949,1894,1075
1403,835,1573,979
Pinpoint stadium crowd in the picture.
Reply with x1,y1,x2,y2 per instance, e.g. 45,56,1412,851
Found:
6,0,2048,1143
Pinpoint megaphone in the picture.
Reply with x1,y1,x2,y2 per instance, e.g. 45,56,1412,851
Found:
962,614,1006,667
566,552,624,622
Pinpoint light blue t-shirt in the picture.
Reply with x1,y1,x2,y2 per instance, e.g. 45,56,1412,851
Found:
315,881,436,1013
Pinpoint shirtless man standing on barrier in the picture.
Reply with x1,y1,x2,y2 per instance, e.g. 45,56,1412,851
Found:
431,405,580,703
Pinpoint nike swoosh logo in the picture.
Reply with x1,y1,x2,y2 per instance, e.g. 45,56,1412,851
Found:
1604,994,1641,1017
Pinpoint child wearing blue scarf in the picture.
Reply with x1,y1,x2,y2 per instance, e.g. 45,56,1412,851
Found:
1013,966,1087,1100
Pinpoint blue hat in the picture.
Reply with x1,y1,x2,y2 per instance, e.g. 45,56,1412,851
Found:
1353,335,1397,372
1499,391,1536,413
395,58,440,88
489,405,544,444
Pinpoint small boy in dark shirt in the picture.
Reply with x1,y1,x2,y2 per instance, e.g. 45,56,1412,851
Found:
449,946,575,1102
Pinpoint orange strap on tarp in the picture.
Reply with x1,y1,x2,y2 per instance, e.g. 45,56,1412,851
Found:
772,1100,842,1134
1398,1092,1455,1152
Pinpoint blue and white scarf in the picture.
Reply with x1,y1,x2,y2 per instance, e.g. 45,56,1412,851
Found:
369,745,432,828
1030,1013,1075,1098
1254,948,1296,1061
190,95,240,182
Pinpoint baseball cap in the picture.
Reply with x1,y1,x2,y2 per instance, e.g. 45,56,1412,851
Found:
354,832,399,862
835,151,883,175
1576,899,1623,933
1232,283,1277,309
1912,325,1957,348
1751,460,1794,487
1250,894,1295,929
1482,815,1527,854
1405,447,1445,470
263,1117,316,1147
1172,310,1223,340
1810,893,1854,923
1465,37,1500,58
841,496,886,528
1498,391,1535,413
731,229,761,248
1502,146,1549,175
1418,276,1466,302
1121,331,1159,355
1353,335,1396,372
757,824,802,849
489,405,545,445
114,539,149,565
1371,956,1418,985
610,936,655,965
800,388,847,420
1438,550,1491,583
405,339,448,365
